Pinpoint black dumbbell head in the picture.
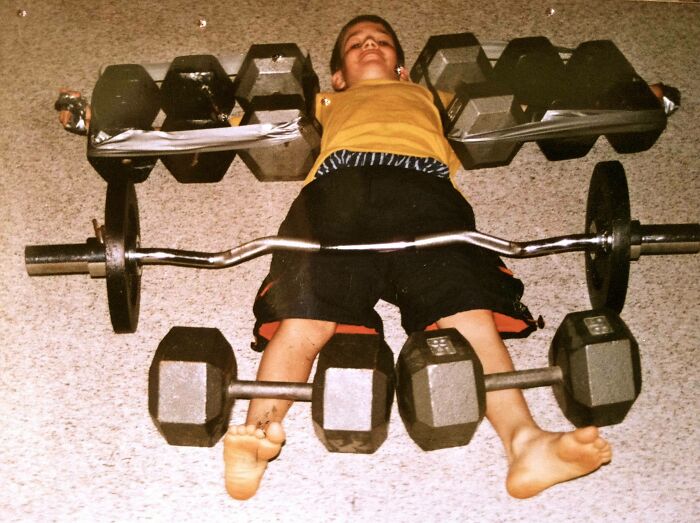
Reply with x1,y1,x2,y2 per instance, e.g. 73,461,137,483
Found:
160,54,236,119
160,116,236,183
88,64,161,183
148,326,236,447
492,36,566,116
537,40,664,160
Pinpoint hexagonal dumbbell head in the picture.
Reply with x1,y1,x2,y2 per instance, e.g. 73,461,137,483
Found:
410,33,491,93
492,36,566,118
88,64,161,183
446,81,525,170
549,309,641,427
565,40,663,155
148,326,236,447
311,334,395,453
233,43,320,113
537,40,664,161
238,94,321,181
160,116,236,183
396,329,486,451
160,55,236,120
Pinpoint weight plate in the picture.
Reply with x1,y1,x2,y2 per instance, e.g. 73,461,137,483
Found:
105,181,141,333
585,161,631,312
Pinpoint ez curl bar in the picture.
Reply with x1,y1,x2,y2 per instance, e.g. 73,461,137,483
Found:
25,161,699,333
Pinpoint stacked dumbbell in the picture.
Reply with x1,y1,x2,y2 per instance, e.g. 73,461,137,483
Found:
87,43,321,184
83,33,672,184
411,33,669,170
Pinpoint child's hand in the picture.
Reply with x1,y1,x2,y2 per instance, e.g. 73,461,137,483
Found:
55,88,91,134
649,82,680,116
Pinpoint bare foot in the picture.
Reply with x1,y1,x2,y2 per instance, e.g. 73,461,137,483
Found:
506,426,612,499
223,422,286,500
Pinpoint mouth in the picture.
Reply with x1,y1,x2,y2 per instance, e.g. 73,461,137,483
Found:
360,49,383,60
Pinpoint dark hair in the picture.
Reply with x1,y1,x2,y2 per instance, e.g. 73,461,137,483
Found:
329,14,405,73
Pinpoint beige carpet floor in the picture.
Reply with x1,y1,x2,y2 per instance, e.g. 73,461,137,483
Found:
1,1,698,521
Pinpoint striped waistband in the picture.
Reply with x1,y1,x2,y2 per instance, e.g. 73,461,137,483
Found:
314,150,450,179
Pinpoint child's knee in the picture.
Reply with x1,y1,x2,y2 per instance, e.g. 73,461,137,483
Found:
277,318,337,352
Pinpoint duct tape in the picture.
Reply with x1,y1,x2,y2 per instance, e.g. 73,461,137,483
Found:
447,109,667,144
88,117,303,157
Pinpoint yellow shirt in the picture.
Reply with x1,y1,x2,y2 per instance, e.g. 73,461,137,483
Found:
303,79,462,184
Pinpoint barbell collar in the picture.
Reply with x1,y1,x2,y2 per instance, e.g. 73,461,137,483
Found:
629,221,700,260
227,379,313,401
25,238,106,276
484,366,564,392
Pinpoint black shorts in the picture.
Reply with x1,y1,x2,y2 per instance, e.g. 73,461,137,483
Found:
252,165,537,348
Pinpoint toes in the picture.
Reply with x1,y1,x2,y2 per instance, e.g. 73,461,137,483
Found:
593,438,608,450
266,422,287,445
225,425,244,439
573,426,600,444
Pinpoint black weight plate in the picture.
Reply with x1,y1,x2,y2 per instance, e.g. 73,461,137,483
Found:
105,181,141,333
585,161,631,312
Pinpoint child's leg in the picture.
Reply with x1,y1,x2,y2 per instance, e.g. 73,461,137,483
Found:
436,310,612,498
224,318,336,500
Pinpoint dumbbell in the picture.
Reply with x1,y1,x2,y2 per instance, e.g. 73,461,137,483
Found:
87,64,161,183
536,40,665,160
232,43,321,181
491,36,566,120
158,54,237,183
87,44,320,184
24,161,699,332
411,33,525,169
236,94,321,181
396,309,640,451
411,34,667,168
149,326,395,452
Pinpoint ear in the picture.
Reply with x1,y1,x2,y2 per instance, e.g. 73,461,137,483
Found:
331,69,347,91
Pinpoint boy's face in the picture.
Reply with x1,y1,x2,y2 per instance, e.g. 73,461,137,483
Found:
332,21,408,90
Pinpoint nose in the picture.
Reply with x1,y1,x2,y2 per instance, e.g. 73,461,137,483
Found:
362,37,378,49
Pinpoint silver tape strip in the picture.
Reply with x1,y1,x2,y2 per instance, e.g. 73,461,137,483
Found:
88,118,302,157
448,109,666,143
